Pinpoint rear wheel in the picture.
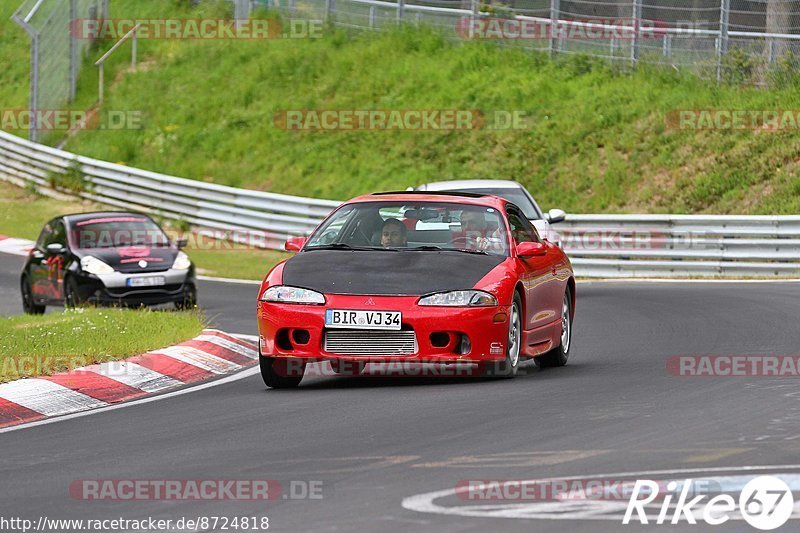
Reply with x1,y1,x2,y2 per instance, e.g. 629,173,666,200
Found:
330,359,366,376
21,277,45,315
482,293,522,379
539,289,572,368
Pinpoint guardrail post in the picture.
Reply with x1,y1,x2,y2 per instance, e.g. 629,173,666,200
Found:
549,0,560,57
325,0,334,22
397,0,405,25
663,33,672,58
716,0,729,82
631,0,641,66
369,5,376,28
610,35,616,57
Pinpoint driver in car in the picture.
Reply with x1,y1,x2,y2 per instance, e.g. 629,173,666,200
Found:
381,218,408,248
458,210,502,252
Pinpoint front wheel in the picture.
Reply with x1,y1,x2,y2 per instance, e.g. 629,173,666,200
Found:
21,277,45,315
175,285,197,310
64,276,84,309
481,293,522,379
539,289,572,368
260,355,305,389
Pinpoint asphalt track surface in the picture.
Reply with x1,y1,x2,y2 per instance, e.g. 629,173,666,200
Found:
2,251,800,531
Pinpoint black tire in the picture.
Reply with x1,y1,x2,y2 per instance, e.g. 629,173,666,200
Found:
21,277,45,315
330,359,366,376
175,285,197,310
259,352,305,389
539,288,572,368
64,276,84,309
482,292,522,379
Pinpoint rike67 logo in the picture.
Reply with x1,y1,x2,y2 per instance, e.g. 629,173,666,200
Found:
623,476,794,530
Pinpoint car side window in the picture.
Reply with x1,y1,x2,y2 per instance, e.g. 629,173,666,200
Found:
507,209,541,244
36,222,56,250
52,221,67,247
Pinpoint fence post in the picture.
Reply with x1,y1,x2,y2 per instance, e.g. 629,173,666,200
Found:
716,0,729,82
398,0,405,25
549,0,560,57
369,5,376,28
30,34,40,143
631,0,641,66
69,0,77,102
325,0,332,22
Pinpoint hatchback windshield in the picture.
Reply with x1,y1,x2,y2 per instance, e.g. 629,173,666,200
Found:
69,216,171,249
306,201,509,256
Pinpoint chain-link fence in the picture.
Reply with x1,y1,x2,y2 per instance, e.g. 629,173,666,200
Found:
12,0,108,142
250,0,800,84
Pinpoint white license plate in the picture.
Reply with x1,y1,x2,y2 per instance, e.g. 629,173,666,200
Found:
126,276,166,287
325,309,401,330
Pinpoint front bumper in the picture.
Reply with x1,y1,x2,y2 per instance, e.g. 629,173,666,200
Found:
257,294,510,363
74,268,195,306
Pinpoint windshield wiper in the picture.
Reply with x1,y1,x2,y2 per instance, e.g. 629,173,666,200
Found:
305,243,397,252
451,248,491,255
403,245,442,251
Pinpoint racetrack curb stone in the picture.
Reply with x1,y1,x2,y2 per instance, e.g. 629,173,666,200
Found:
0,329,257,429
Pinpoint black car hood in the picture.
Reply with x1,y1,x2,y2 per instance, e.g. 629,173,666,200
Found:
281,249,505,296
77,246,178,273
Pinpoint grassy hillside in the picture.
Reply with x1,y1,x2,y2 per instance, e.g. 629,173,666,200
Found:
4,0,800,214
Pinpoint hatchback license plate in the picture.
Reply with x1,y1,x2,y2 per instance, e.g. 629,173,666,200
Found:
126,276,166,287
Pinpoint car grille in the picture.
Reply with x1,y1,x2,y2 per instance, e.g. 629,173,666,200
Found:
323,330,418,356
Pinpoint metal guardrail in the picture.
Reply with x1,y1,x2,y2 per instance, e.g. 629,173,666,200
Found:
1,129,799,278
0,130,340,248
561,214,800,277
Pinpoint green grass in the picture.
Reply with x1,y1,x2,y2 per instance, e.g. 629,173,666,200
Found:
4,0,800,216
0,180,289,279
0,308,204,383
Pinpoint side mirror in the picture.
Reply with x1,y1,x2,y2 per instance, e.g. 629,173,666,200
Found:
516,241,547,258
46,243,66,255
546,208,566,224
175,238,188,249
285,236,307,252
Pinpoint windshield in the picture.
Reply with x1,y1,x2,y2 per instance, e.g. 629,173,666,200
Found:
444,188,541,220
69,216,171,249
306,201,509,256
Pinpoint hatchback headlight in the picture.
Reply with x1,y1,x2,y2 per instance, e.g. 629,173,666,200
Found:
260,285,326,305
418,290,497,307
80,256,114,275
172,251,192,270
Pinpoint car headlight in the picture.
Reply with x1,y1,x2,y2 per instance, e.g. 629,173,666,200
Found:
418,290,498,307
172,251,192,270
260,285,326,305
80,256,114,275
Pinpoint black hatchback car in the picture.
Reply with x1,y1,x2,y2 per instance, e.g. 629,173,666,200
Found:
20,212,197,314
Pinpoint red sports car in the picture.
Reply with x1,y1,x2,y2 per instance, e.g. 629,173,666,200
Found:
256,192,575,388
